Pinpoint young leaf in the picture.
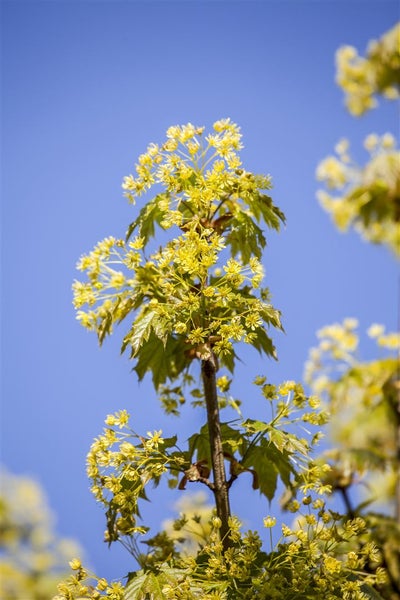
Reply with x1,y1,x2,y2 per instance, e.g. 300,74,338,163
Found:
134,333,190,388
226,212,266,262
98,311,113,346
130,309,159,355
243,443,279,502
125,193,168,244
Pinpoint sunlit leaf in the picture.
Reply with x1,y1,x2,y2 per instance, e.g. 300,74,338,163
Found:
126,193,168,244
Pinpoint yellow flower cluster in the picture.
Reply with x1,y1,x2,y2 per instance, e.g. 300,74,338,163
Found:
305,319,400,506
73,120,284,383
367,322,400,349
316,134,400,256
86,412,185,544
336,23,400,116
251,500,383,599
122,118,243,203
305,319,399,398
73,221,276,366
0,470,83,600
54,563,124,600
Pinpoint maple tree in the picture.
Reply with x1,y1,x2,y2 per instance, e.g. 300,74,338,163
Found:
52,23,400,600
53,117,390,600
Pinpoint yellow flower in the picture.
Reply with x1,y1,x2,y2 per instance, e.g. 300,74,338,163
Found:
129,236,145,250
378,332,400,349
213,118,234,132
316,156,348,189
335,138,349,155
110,272,125,288
367,323,385,338
187,327,207,344
69,558,82,570
217,375,231,392
343,317,358,330
278,381,296,396
175,322,187,334
305,514,317,525
263,516,276,528
97,578,108,591
364,133,379,152
323,556,342,574
105,414,117,426
282,524,293,537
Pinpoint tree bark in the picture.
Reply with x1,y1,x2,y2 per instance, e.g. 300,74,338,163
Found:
201,353,231,552
394,376,400,526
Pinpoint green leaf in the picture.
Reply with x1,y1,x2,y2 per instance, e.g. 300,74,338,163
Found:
114,296,137,325
188,422,245,464
124,570,169,599
260,304,283,330
243,443,278,501
98,311,113,346
251,327,278,360
187,427,210,463
251,192,286,230
125,193,168,244
359,582,387,600
242,419,270,434
226,212,266,262
130,309,159,355
219,346,237,373
161,435,178,449
266,442,295,489
124,566,205,600
243,438,296,500
134,333,190,389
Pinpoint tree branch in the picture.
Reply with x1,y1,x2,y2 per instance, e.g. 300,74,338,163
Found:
201,352,232,552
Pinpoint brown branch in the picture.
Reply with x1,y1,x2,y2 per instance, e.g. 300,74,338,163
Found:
201,352,232,552
178,460,214,491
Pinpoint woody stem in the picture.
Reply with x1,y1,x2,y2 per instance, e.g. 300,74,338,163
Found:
201,353,232,552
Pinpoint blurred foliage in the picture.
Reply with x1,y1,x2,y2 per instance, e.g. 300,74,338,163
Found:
0,469,82,600
161,492,214,556
316,134,400,256
305,320,400,507
317,22,400,256
305,320,400,599
311,22,400,599
336,23,400,116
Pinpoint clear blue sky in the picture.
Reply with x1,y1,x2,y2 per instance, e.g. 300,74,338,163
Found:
2,0,399,582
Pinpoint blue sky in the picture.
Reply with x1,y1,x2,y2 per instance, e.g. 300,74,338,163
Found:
2,0,399,582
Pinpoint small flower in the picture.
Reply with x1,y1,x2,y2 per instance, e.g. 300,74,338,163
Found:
367,323,385,338
216,375,231,392
282,524,293,537
69,558,82,570
316,156,348,189
129,236,145,250
187,327,207,344
335,138,349,155
263,516,276,528
364,134,379,152
211,516,222,529
381,133,395,149
323,556,342,574
343,317,358,330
